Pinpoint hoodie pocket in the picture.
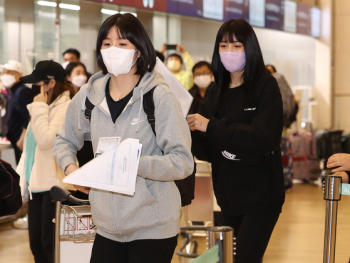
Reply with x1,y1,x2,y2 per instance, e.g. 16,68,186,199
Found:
114,177,167,234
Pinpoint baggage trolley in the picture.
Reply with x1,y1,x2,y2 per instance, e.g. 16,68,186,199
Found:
50,186,96,263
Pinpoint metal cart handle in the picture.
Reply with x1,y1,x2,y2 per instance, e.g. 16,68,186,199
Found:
50,186,90,205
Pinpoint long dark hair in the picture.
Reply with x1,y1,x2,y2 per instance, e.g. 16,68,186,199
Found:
212,19,265,111
44,79,74,105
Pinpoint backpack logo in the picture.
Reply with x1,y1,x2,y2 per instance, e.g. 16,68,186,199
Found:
222,151,240,161
131,118,143,125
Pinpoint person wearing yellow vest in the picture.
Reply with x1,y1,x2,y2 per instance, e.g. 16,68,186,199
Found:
159,44,194,90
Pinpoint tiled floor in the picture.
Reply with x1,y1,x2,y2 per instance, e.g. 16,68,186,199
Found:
1,184,350,263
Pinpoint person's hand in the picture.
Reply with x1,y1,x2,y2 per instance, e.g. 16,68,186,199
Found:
333,172,349,183
33,85,47,103
159,43,167,54
187,114,209,132
327,153,350,172
177,44,186,54
65,164,91,195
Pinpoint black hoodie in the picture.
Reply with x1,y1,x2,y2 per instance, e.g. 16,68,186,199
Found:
192,73,285,216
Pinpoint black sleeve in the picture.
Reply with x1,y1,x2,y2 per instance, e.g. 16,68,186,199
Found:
18,88,33,129
206,78,283,155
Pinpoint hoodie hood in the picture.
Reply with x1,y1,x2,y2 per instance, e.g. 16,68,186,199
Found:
78,70,169,132
85,70,168,107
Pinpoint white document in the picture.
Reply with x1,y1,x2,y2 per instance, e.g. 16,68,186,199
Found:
63,138,142,196
155,57,193,117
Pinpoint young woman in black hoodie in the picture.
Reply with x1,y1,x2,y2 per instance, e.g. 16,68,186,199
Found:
187,19,285,263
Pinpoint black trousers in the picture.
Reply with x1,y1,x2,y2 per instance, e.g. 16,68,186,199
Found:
28,191,56,263
223,213,279,263
10,140,22,164
90,233,178,263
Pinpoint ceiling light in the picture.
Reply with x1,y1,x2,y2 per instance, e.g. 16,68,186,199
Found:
101,8,119,15
59,3,80,11
37,1,57,7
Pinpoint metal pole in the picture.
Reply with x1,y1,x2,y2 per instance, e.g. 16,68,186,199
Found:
323,175,342,263
54,201,61,263
207,226,234,263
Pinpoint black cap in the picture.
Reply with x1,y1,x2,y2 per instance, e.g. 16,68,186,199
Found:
20,60,67,84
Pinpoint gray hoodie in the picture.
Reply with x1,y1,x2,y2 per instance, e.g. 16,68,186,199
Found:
53,70,194,242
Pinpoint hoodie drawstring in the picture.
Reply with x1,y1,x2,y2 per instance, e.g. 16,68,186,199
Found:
136,89,143,133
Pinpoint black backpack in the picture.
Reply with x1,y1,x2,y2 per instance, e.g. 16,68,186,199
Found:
0,159,22,216
84,87,195,207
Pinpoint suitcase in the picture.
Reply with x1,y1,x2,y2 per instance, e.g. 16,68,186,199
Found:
290,130,312,180
281,137,293,189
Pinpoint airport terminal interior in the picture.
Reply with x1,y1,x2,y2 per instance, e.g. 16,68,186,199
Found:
2,0,350,262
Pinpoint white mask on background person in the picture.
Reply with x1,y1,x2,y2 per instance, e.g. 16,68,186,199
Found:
167,60,182,72
72,75,87,88
100,46,138,77
0,74,16,88
194,75,212,89
62,61,70,69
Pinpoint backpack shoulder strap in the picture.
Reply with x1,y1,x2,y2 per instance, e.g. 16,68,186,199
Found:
143,86,157,135
85,97,95,123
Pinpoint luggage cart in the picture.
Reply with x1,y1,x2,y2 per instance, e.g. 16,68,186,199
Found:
177,160,226,262
50,186,96,263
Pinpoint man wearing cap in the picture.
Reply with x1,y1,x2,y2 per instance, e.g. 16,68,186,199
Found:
1,60,33,163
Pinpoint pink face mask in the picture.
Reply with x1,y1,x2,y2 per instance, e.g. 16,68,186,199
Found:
219,52,246,73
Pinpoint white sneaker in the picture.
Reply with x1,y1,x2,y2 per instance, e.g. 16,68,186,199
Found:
13,215,28,229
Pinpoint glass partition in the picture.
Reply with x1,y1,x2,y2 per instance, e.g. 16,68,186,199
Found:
59,0,80,63
34,0,56,65
0,0,6,63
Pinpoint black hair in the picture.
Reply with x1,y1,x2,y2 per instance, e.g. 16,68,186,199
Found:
212,19,266,111
167,53,183,65
65,62,87,77
62,48,80,60
96,13,156,76
192,61,212,74
266,64,277,73
155,51,165,62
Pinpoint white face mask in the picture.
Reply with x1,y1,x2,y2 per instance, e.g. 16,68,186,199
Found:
167,60,182,72
1,74,16,88
194,75,212,89
100,46,138,77
72,75,87,88
62,61,70,69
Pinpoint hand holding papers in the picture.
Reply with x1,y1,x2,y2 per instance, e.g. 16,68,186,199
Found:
63,138,142,196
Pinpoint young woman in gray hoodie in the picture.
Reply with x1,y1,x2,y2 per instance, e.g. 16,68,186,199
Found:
53,14,193,263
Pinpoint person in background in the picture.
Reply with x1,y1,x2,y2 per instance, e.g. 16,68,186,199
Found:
16,60,74,263
188,61,215,115
65,61,94,200
187,19,285,263
155,51,165,62
327,154,350,183
65,62,88,94
1,60,33,163
266,64,297,128
159,44,194,90
62,48,92,79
